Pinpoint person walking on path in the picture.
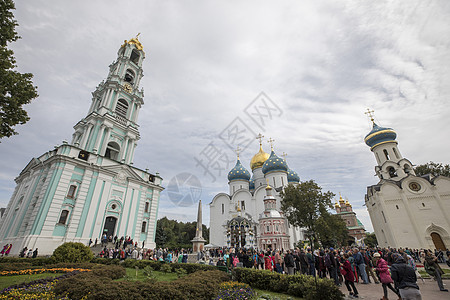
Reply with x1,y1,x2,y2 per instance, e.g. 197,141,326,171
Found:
342,253,359,298
362,248,379,284
353,248,369,284
424,250,448,292
374,252,401,300
390,254,422,300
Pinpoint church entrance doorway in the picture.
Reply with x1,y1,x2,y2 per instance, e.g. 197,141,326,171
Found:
431,232,446,250
103,216,117,237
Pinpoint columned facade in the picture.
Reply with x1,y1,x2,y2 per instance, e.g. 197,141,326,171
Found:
0,37,163,255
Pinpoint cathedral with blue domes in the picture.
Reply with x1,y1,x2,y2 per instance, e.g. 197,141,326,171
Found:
209,136,304,250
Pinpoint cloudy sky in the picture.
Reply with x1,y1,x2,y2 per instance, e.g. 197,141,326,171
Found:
1,0,450,233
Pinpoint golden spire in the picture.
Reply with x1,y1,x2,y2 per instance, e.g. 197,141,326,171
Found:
265,178,272,190
256,133,264,146
345,197,352,207
339,192,345,204
365,108,375,123
235,146,241,159
281,152,287,161
268,137,275,150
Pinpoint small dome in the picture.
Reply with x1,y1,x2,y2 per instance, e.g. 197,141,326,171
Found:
287,168,300,182
364,123,397,149
262,151,288,174
228,159,251,182
250,145,270,170
249,176,255,190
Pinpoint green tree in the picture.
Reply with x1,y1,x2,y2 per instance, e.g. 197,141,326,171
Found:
155,217,209,249
414,161,450,177
315,212,349,248
0,0,38,139
364,232,378,247
280,180,335,248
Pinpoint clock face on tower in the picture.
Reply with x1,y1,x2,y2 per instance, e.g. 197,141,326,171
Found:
123,83,133,93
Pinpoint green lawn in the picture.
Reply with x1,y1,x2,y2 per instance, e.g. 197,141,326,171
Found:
254,288,303,300
0,272,61,290
121,268,179,281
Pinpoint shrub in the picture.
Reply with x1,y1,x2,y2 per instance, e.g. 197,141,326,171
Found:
160,264,172,273
175,267,187,278
52,242,94,263
232,268,344,300
91,264,126,279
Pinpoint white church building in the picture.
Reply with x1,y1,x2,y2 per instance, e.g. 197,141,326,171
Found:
0,37,163,255
209,138,304,250
364,117,450,250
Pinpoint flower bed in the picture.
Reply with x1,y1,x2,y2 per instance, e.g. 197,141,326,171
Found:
215,281,256,300
0,267,91,276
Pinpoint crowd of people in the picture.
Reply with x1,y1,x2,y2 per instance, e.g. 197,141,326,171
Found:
94,241,449,300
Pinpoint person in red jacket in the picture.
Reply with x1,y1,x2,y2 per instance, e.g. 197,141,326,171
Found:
342,253,359,298
374,252,401,300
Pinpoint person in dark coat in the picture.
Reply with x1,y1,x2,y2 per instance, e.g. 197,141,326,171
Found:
285,250,295,275
424,250,448,292
390,254,421,300
342,253,359,298
32,248,38,258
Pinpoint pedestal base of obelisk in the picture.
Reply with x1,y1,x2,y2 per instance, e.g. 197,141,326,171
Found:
191,237,206,253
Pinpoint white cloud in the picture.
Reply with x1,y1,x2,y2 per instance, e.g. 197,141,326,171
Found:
1,0,449,235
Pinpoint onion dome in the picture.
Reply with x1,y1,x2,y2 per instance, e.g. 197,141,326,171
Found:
228,159,251,181
249,176,255,190
345,200,352,207
262,151,288,174
364,123,397,149
287,168,300,183
334,201,340,208
250,145,270,170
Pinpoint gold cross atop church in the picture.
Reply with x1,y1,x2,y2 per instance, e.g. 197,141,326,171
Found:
365,108,375,122
256,133,264,145
235,146,241,159
268,137,275,150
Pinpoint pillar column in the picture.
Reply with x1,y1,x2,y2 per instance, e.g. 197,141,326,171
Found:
99,127,111,155
93,125,106,154
126,140,137,164
81,123,94,149
120,136,130,162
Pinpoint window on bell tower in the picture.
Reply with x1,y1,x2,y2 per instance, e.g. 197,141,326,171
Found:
116,99,128,118
105,142,120,160
125,69,135,84
130,49,140,65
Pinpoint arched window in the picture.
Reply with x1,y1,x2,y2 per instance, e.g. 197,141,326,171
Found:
67,185,77,198
383,149,390,160
105,142,120,160
58,210,69,224
130,49,140,65
387,167,397,178
141,221,147,233
404,164,411,174
393,148,400,159
124,69,135,84
115,99,128,118
144,202,150,213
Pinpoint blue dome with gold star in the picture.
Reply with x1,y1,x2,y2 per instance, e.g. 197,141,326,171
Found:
228,159,251,181
249,175,255,190
364,123,397,149
262,151,288,174
287,168,300,183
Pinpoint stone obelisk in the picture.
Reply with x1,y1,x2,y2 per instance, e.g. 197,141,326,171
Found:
191,200,206,252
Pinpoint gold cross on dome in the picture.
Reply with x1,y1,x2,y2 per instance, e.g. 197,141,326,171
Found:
235,146,241,159
267,138,275,150
256,133,264,145
281,152,287,160
136,32,141,39
365,108,375,122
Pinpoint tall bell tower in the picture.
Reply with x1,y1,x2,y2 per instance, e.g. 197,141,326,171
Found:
71,35,145,165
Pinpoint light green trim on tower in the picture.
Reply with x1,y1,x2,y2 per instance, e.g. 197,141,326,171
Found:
108,91,117,110
53,224,67,236
30,162,66,235
86,122,100,151
3,210,18,239
13,169,43,236
131,190,142,239
89,180,105,238
76,172,99,237
152,192,161,242
124,189,134,238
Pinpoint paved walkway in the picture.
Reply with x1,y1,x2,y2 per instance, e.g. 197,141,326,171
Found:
340,279,448,300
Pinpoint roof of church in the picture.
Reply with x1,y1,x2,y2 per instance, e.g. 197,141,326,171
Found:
262,150,288,174
228,159,251,182
250,145,270,170
364,122,397,149
249,175,255,190
287,168,300,182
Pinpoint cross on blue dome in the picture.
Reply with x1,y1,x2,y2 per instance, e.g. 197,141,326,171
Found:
227,159,251,181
